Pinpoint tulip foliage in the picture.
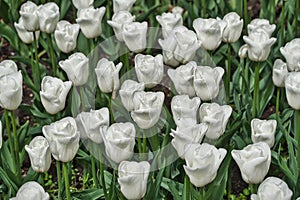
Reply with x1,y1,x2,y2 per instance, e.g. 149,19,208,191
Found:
1,0,300,200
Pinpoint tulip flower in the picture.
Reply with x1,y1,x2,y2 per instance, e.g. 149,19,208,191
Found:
231,142,271,184
118,161,150,200
199,103,232,140
43,117,80,162
280,38,300,72
19,1,39,31
59,52,89,86
54,20,80,53
171,123,208,159
107,11,135,41
193,18,226,51
95,58,123,94
0,61,23,110
241,28,276,62
219,12,243,43
76,108,109,143
131,91,165,129
14,17,40,44
193,66,224,101
134,54,164,88
113,0,136,13
247,19,276,37
171,95,201,127
272,59,288,87
100,122,135,163
72,0,94,10
40,76,72,115
25,136,51,173
285,72,300,110
156,12,183,38
123,22,148,53
37,2,59,34
76,7,106,38
10,181,49,200
168,61,196,97
251,118,277,148
172,6,184,15
183,143,227,187
119,80,145,112
251,177,293,200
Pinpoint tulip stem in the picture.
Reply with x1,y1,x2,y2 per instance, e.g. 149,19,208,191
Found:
62,162,71,200
47,34,56,77
10,111,21,178
280,0,285,46
199,187,204,200
294,110,300,176
226,43,231,103
201,0,206,17
33,31,41,91
99,150,108,199
249,184,257,194
252,62,260,118
295,0,299,36
91,156,99,188
56,161,62,200
243,0,249,28
4,110,16,173
184,175,191,200
276,88,280,122
79,87,86,111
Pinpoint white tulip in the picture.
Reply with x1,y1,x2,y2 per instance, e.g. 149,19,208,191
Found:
14,17,40,44
37,2,59,33
118,161,150,200
251,177,293,200
242,29,277,62
172,6,184,15
199,103,232,140
113,0,136,13
156,12,183,38
219,12,243,43
193,66,224,101
171,123,208,159
0,121,2,149
231,142,271,184
95,58,122,94
43,117,80,162
280,38,300,72
238,44,248,59
184,143,227,187
40,76,72,115
76,108,109,143
171,95,201,127
10,181,49,200
251,118,277,148
19,1,39,31
54,20,80,53
59,52,89,86
107,11,135,41
248,19,276,37
0,64,23,110
272,59,288,87
134,54,164,88
131,91,165,129
72,0,93,10
100,122,135,163
168,61,196,97
76,7,106,39
119,80,145,112
123,22,148,53
25,136,51,173
193,18,226,51
285,72,300,110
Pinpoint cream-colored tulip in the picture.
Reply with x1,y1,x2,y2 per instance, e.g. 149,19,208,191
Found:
251,118,277,148
280,38,300,72
272,59,288,87
219,12,243,43
156,12,183,38
123,22,148,53
37,2,59,33
285,72,300,110
19,1,39,31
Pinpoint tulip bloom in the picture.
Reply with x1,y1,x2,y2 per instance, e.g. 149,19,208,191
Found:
19,1,39,31
280,38,300,72
123,22,148,53
113,0,136,13
272,59,288,87
72,0,94,10
37,2,60,33
251,118,277,148
219,12,243,43
156,12,183,38
14,17,40,44
285,72,300,110
10,181,49,200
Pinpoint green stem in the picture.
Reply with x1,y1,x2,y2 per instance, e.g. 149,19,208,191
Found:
250,184,257,194
79,87,86,112
295,0,299,36
243,0,249,28
276,88,281,122
199,187,204,200
99,150,108,199
91,156,98,188
11,111,21,178
281,0,285,46
294,110,300,175
39,173,45,187
33,32,41,91
201,0,206,17
226,43,231,103
252,62,260,118
56,161,62,200
4,110,16,172
62,162,71,200
47,34,56,77
184,175,191,200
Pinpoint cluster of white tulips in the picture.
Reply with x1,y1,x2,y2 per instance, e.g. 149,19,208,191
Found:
1,0,300,199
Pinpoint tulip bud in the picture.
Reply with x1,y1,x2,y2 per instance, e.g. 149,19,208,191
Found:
272,59,288,87
72,0,94,10
156,12,183,38
123,22,148,53
19,1,39,31
280,38,300,72
40,76,72,115
14,17,40,44
248,19,276,37
37,2,60,33
25,136,51,172
172,6,184,15
285,72,300,110
113,0,136,13
10,181,49,200
219,12,243,43
251,118,277,148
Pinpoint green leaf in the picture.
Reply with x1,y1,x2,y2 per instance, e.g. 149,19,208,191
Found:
0,22,19,50
72,188,104,200
71,87,81,116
